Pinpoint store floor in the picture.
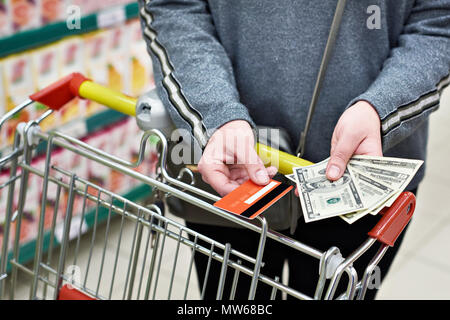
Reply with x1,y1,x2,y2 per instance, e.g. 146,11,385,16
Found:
10,87,450,300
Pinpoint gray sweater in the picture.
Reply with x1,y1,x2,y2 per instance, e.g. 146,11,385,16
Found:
138,0,450,191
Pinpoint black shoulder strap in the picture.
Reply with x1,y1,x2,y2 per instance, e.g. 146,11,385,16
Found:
296,0,348,157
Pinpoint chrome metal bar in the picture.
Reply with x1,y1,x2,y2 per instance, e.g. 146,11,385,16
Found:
248,216,268,300
183,235,197,300
41,180,62,299
229,260,242,300
270,276,280,300
0,133,22,298
0,99,33,131
108,202,128,300
10,125,34,300
324,238,377,300
152,219,168,300
124,208,145,300
216,243,232,300
167,229,183,299
357,244,389,300
30,133,55,298
314,247,340,300
95,195,114,296
53,174,77,300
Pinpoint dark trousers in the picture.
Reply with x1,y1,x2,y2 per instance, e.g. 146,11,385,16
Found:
185,188,417,300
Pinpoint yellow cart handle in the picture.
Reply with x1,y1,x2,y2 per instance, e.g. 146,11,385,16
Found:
29,73,312,174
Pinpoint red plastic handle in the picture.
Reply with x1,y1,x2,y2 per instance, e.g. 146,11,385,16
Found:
29,72,89,111
58,284,96,300
368,191,415,247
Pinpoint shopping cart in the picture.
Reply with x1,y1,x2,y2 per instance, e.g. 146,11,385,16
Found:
0,73,415,300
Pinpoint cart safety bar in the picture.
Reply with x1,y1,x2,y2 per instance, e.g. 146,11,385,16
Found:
368,191,415,247
27,72,313,174
58,284,96,300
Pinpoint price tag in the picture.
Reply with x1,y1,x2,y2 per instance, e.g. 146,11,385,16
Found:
97,6,126,29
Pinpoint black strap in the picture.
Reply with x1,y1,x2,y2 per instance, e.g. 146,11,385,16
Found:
296,0,348,157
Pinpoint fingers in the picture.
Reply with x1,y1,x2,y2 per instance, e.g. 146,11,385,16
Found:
327,101,382,181
197,120,280,195
198,162,240,196
327,131,361,181
242,149,271,185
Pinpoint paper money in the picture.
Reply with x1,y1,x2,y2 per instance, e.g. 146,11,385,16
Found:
349,155,423,172
348,156,423,208
293,160,366,223
340,170,395,224
287,155,423,224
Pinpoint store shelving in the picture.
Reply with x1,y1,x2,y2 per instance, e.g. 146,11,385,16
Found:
0,2,158,273
0,2,139,59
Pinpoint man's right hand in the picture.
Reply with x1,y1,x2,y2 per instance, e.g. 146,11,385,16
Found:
197,120,278,197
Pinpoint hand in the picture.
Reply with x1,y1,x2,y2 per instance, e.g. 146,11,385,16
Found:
198,120,278,197
326,100,382,181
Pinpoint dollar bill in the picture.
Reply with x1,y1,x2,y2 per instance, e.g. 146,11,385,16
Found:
349,155,423,172
348,158,422,208
293,161,366,223
286,155,422,224
340,169,395,224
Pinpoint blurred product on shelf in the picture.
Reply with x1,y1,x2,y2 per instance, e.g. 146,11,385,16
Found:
2,52,33,145
72,0,135,16
0,0,12,37
0,18,155,138
0,62,5,148
40,0,68,24
1,0,138,37
11,0,41,33
105,24,130,94
58,35,86,123
31,44,61,131
129,18,155,96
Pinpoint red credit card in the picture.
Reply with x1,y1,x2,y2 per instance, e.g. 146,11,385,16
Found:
213,179,293,219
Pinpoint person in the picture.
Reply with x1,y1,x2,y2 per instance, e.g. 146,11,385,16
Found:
138,0,450,300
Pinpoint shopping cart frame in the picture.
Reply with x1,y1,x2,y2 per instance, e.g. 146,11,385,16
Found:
0,73,415,300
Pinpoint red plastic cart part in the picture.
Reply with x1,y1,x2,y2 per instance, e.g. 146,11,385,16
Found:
29,72,89,111
58,284,96,300
368,191,415,247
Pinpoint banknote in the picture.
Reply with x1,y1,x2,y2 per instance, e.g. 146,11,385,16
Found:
349,155,423,172
286,155,423,224
340,169,395,224
348,158,422,207
293,161,366,223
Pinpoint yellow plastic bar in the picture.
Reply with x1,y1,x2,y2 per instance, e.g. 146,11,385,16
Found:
256,143,313,175
78,81,137,116
77,78,312,173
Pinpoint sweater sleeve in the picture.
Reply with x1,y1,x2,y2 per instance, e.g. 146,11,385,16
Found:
138,0,255,149
347,0,450,151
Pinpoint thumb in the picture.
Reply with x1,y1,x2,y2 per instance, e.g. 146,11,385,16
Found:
327,134,361,181
242,148,270,185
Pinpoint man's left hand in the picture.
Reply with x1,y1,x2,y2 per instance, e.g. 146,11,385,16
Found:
326,100,383,181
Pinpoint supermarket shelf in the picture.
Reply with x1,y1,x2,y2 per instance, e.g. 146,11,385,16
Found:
5,183,153,273
0,2,139,59
0,108,130,163
32,108,129,155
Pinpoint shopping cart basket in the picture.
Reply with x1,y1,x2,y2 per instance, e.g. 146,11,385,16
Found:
0,73,415,300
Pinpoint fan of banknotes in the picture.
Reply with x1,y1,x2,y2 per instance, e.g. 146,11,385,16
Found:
285,155,423,224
